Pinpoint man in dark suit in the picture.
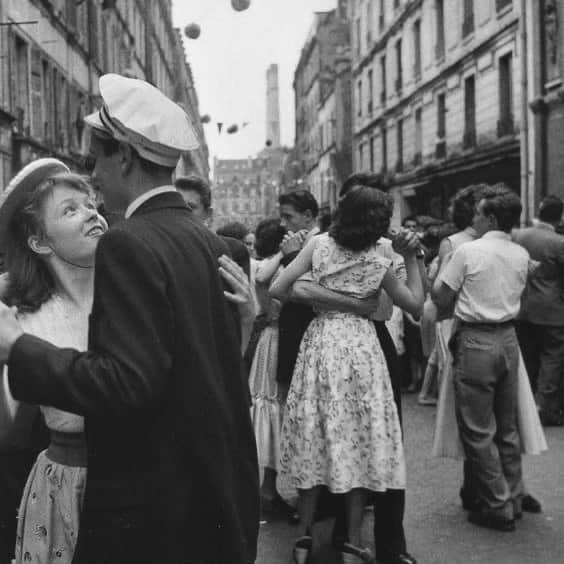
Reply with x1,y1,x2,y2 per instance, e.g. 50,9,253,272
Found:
0,74,259,563
514,195,564,426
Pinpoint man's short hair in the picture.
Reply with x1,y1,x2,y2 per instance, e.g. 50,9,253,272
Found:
538,195,564,224
174,175,212,211
340,172,387,197
278,190,319,218
480,183,522,233
402,215,418,227
216,222,249,241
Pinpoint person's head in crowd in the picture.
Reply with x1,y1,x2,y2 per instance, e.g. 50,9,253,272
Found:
318,210,333,233
473,183,522,236
402,215,419,233
216,221,249,241
0,160,108,312
254,218,286,260
174,175,213,227
537,195,563,226
330,185,393,252
420,222,457,265
84,74,197,214
450,184,488,231
340,172,387,197
278,190,319,233
243,232,256,258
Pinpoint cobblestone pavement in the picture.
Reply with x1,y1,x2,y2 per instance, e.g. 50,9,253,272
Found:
256,394,564,564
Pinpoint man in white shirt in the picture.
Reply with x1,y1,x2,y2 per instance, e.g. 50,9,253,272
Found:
433,184,529,532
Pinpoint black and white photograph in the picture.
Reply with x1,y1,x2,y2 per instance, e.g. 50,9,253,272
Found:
0,1,563,563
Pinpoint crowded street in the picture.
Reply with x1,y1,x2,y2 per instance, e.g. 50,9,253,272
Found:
1,1,564,564
257,394,564,564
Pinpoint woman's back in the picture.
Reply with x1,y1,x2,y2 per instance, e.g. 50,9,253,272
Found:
311,233,391,301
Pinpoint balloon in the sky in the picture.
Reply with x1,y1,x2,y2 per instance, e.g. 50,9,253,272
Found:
227,124,239,134
184,23,201,39
231,0,251,12
265,139,272,147
200,114,211,124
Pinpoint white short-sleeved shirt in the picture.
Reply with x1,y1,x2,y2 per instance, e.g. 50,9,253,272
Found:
439,230,529,323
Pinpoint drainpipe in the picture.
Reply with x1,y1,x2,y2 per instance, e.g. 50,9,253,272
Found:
519,0,530,225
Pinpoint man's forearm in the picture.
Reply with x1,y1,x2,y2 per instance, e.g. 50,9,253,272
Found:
290,281,362,314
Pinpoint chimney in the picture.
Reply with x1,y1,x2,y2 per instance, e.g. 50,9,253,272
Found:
266,64,281,148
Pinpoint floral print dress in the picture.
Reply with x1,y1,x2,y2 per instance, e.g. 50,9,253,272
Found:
277,233,406,499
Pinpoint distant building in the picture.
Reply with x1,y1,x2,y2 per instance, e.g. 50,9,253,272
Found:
350,0,521,224
293,1,352,210
0,0,208,189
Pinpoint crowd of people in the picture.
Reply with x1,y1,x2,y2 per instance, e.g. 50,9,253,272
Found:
0,72,561,564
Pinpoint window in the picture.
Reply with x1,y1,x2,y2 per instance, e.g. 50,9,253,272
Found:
463,0,475,37
435,0,445,60
379,0,385,31
368,69,373,114
464,75,476,148
396,118,404,171
395,39,402,94
356,18,361,55
14,35,30,135
370,136,375,171
413,19,422,81
366,1,373,45
496,0,512,12
381,124,388,172
357,80,363,117
436,93,447,158
380,55,387,106
498,53,514,136
414,108,422,165
358,142,365,170
394,0,400,9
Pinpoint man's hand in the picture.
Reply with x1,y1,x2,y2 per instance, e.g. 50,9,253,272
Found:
219,255,253,306
280,230,308,256
392,229,420,258
0,302,23,363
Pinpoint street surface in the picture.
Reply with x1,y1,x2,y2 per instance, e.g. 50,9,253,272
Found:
256,394,564,564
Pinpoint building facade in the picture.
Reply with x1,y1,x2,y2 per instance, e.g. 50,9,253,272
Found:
212,150,285,230
350,0,521,224
0,0,208,190
293,1,352,210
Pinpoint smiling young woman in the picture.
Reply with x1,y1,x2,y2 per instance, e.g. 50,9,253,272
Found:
0,159,107,564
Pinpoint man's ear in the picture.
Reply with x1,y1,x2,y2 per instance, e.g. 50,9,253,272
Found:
27,235,52,257
118,142,134,175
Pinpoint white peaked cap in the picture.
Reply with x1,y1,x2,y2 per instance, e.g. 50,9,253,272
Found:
84,73,199,167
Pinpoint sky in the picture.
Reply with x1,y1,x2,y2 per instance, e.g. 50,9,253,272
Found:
171,0,338,164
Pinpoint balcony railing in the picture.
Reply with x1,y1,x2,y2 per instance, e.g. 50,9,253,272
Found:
412,152,422,166
463,129,477,149
497,115,515,137
435,140,447,159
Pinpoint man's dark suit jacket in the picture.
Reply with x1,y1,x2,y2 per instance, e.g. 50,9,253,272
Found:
513,224,564,326
8,192,259,564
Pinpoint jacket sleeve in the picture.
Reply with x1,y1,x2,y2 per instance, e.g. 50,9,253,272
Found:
8,228,173,420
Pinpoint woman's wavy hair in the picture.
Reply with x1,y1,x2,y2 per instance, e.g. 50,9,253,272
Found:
330,185,393,251
4,172,94,312
254,218,286,259
451,183,488,230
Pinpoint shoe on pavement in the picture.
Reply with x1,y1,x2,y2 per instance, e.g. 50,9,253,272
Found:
377,551,418,564
522,494,542,513
468,510,515,532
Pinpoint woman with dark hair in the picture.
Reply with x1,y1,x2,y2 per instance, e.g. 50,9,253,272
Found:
247,219,288,515
0,159,107,564
271,186,424,564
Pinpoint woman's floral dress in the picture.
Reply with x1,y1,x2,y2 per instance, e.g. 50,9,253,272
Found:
278,233,406,499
